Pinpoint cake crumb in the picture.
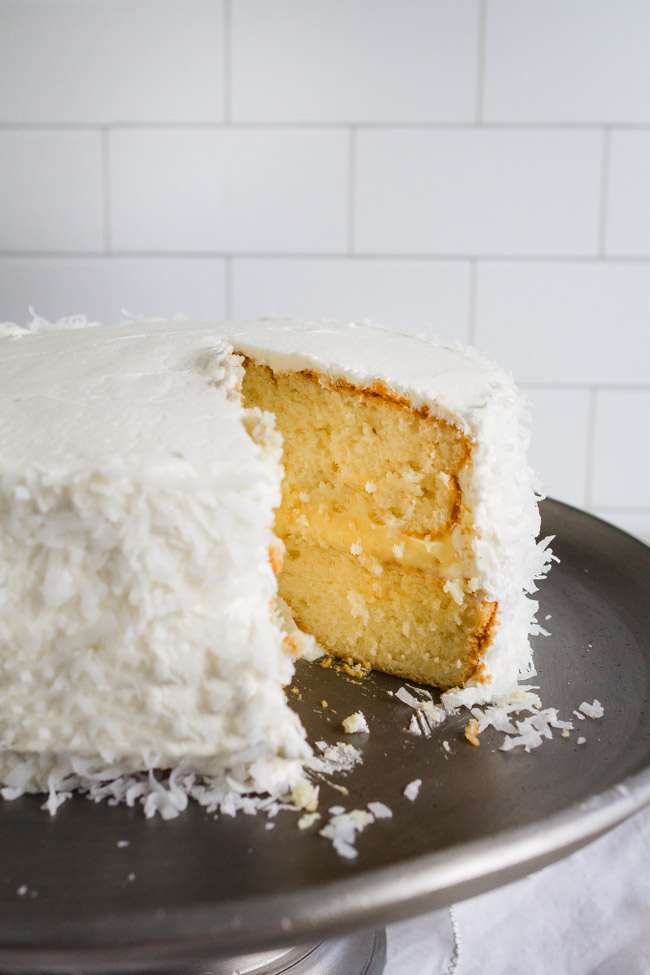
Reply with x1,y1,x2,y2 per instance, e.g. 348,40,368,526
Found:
442,740,451,753
321,700,328,708
464,718,480,746
577,737,587,745
320,657,332,669
342,711,369,734
403,779,422,801
291,779,319,813
562,728,571,738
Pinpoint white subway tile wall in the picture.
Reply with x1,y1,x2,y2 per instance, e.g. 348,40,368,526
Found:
109,128,349,253
0,258,227,323
354,129,603,256
1,0,648,540
0,131,104,252
231,258,471,340
0,0,225,124
230,0,480,123
606,131,650,257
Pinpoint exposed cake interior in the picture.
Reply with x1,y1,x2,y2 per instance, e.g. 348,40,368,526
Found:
242,362,497,689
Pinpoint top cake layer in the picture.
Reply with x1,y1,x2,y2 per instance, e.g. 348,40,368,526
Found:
208,317,516,436
0,317,514,459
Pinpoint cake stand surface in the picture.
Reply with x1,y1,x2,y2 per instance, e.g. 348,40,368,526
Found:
0,499,648,975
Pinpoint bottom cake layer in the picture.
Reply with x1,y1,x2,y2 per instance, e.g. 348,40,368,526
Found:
279,537,497,689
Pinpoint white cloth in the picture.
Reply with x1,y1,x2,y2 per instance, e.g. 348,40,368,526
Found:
385,805,650,975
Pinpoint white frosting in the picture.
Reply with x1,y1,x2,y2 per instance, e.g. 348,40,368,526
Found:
0,320,309,798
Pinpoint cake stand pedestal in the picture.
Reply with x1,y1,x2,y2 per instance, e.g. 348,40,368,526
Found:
128,929,386,975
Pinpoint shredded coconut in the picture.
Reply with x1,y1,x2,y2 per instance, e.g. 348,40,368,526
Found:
297,811,321,830
578,699,604,719
319,806,376,859
367,801,393,819
403,779,422,801
342,712,369,734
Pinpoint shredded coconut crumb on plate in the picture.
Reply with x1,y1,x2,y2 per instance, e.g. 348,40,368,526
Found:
342,711,369,734
310,741,363,775
367,801,393,819
297,811,321,830
403,779,422,801
579,699,604,719
319,806,376,859
407,713,422,736
396,685,445,738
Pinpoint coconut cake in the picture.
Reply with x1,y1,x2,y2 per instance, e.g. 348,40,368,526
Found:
0,316,552,810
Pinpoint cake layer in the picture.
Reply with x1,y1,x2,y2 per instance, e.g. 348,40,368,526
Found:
241,357,498,687
243,363,470,540
280,537,497,689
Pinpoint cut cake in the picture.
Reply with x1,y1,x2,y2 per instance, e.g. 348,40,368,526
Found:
0,317,551,809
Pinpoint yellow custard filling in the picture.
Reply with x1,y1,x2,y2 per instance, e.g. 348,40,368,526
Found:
276,504,468,578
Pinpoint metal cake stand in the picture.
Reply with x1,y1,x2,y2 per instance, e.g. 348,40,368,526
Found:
0,500,648,975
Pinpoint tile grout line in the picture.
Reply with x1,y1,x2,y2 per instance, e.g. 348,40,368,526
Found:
3,121,650,132
224,255,233,317
101,127,111,255
584,387,598,509
467,260,478,344
223,0,232,124
597,127,611,257
347,127,357,254
2,251,650,264
475,0,487,124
